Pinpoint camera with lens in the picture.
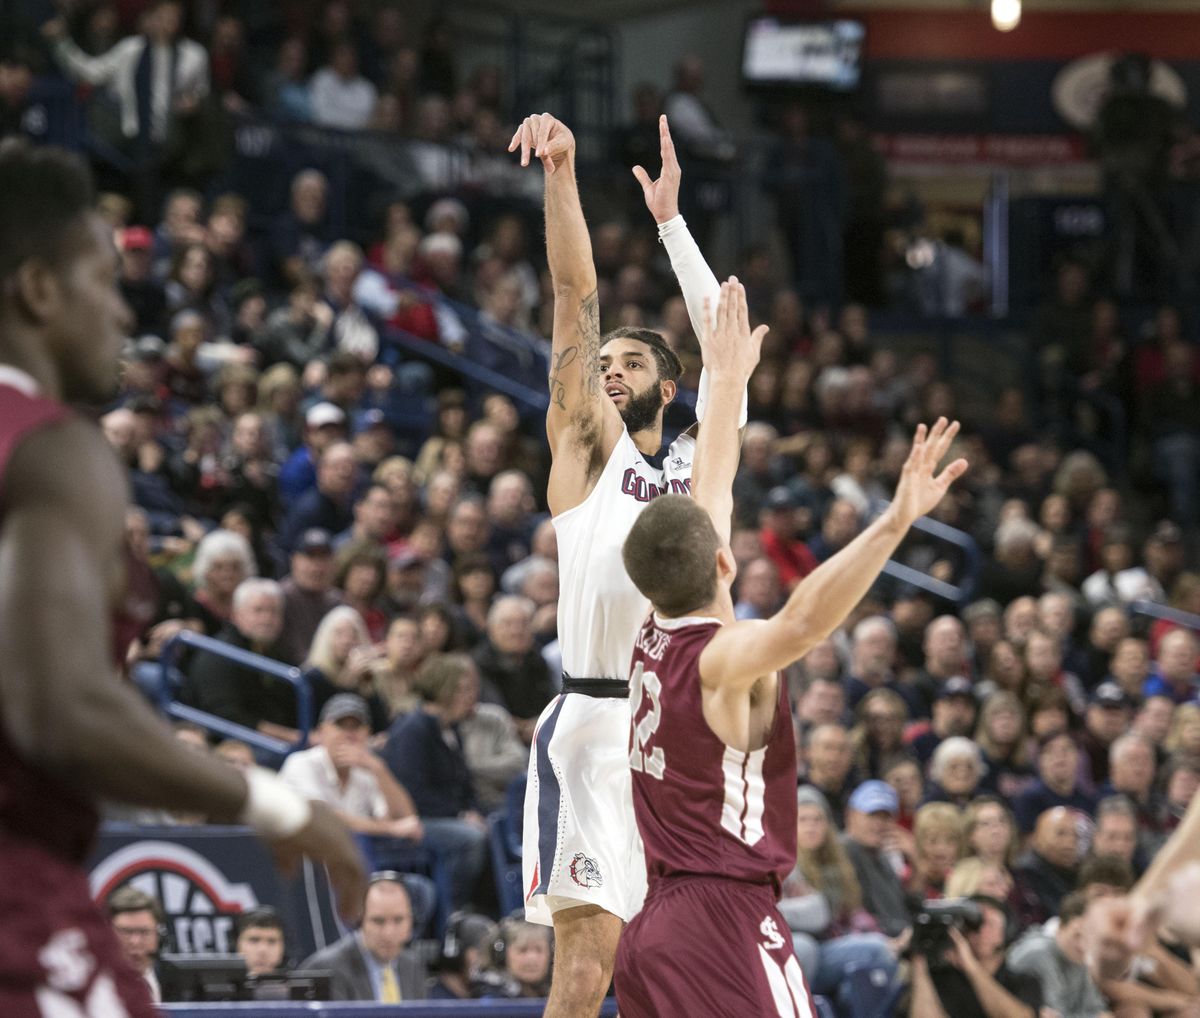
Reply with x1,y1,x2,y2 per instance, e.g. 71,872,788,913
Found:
911,898,983,965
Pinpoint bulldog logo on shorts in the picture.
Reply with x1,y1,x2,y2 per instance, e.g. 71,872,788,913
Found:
568,852,603,888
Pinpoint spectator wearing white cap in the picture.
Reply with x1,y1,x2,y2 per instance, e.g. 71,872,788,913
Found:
279,401,347,508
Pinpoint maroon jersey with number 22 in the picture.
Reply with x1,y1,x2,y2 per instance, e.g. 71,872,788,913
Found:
615,611,815,1018
627,612,797,886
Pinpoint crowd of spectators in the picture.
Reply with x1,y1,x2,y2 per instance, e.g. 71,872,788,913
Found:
4,0,1200,1011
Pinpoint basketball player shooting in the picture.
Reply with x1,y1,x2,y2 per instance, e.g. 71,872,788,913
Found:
615,279,968,1017
0,141,364,1018
507,109,747,1017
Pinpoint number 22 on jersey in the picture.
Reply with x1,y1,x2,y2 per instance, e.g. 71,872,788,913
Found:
629,662,666,779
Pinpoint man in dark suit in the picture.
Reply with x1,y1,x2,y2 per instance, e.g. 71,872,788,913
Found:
302,874,427,1001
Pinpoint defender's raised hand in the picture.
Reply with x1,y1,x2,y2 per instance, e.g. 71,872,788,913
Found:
703,277,767,383
507,113,575,175
632,115,681,225
888,418,968,528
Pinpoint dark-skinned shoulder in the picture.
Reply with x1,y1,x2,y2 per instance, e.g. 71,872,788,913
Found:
2,416,129,537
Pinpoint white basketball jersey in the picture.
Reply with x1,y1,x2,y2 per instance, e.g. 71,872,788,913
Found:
553,428,695,681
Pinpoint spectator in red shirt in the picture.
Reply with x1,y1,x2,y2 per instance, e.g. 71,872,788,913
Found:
758,485,818,590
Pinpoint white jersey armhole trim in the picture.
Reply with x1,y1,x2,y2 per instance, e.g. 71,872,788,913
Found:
550,426,633,526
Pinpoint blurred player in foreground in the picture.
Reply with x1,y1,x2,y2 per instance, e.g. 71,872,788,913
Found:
0,139,364,1017
615,279,968,1016
1085,790,1200,981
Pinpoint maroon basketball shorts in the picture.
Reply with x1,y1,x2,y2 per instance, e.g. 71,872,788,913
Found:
616,874,817,1018
0,832,158,1018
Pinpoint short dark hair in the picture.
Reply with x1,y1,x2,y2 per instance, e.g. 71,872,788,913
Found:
236,906,284,938
1077,854,1135,892
600,327,683,382
622,494,720,616
0,139,95,289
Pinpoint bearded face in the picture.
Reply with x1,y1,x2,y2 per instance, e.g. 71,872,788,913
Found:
599,337,672,436
619,381,665,434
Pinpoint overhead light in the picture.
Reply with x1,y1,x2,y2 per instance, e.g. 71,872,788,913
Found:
991,0,1021,31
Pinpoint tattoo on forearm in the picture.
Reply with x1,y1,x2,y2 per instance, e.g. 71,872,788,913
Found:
548,346,577,411
579,289,601,397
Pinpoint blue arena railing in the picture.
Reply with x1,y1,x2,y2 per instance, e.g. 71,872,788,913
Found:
157,630,313,763
873,502,983,608
1130,599,1200,633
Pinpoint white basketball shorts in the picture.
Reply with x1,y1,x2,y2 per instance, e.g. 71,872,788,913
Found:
522,692,648,926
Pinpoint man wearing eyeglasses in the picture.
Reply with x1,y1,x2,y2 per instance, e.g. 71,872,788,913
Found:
107,887,183,1004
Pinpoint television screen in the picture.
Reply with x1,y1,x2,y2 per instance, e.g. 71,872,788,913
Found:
742,17,865,91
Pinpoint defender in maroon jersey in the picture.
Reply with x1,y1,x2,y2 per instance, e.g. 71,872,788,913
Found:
0,140,364,1017
614,281,968,1017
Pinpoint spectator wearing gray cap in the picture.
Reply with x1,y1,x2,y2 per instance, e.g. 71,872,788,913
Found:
281,693,423,843
841,780,911,937
278,528,342,665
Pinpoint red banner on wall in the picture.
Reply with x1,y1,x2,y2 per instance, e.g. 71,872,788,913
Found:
874,133,1091,166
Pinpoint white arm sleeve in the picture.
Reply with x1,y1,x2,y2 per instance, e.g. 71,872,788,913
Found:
659,215,749,426
658,214,719,341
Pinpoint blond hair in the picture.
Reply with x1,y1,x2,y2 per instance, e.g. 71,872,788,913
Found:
914,802,966,856
944,857,987,899
306,606,369,680
1166,703,1200,756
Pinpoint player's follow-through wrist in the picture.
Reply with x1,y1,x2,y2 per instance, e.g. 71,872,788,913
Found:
239,766,312,839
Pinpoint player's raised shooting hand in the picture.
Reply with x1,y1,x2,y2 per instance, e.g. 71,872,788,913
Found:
632,115,681,225
886,418,968,530
702,277,767,384
507,113,575,175
269,801,367,925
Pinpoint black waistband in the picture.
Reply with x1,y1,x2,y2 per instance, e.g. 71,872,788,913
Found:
561,673,630,698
